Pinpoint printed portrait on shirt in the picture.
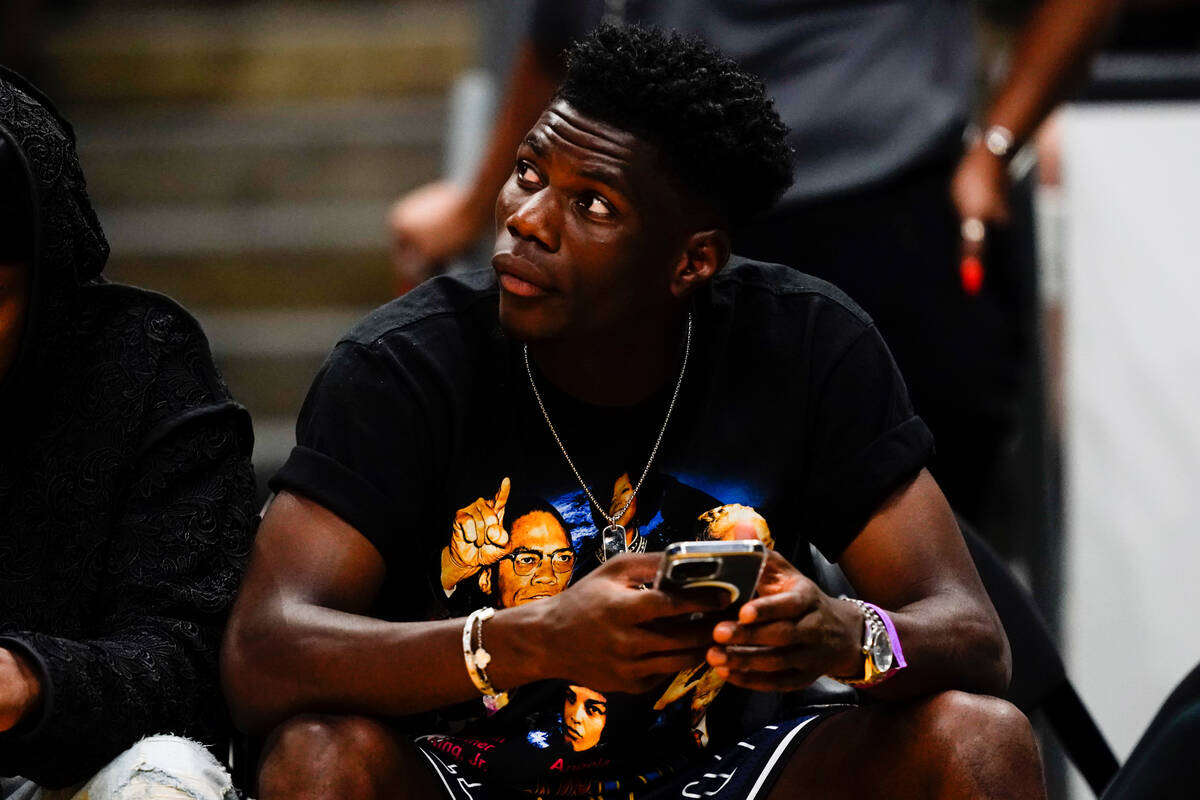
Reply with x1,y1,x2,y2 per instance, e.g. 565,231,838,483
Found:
698,503,775,550
601,472,643,555
440,478,576,609
562,684,608,752
479,497,576,608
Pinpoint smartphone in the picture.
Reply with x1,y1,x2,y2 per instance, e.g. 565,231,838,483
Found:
654,540,767,612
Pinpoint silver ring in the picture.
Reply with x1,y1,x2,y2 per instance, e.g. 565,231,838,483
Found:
961,217,986,244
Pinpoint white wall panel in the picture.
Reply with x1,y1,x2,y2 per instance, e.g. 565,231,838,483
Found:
1061,103,1200,794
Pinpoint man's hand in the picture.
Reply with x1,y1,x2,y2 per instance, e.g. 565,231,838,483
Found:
387,181,489,291
0,647,41,731
950,144,1012,295
704,550,863,691
536,553,728,695
440,478,511,592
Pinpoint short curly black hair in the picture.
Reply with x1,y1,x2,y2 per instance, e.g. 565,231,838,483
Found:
558,23,793,228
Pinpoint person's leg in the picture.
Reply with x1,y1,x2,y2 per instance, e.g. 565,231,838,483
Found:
767,691,1045,800
28,735,238,800
256,713,444,800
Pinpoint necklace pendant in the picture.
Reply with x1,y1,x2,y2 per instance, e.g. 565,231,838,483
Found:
601,524,628,561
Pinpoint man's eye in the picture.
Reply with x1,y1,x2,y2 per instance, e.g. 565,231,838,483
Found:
579,194,614,218
516,161,543,186
514,554,539,567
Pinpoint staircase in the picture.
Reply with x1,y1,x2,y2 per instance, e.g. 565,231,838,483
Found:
41,0,478,484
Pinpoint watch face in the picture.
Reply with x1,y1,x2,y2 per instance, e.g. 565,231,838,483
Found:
869,629,894,673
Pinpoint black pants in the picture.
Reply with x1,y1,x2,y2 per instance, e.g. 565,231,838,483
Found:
734,153,1031,523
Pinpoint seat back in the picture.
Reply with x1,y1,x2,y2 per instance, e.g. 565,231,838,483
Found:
959,524,1119,796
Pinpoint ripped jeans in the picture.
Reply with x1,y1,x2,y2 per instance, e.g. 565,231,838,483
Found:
0,735,237,800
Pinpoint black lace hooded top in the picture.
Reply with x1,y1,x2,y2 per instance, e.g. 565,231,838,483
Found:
0,68,256,787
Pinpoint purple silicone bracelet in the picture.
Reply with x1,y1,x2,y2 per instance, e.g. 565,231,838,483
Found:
864,601,907,671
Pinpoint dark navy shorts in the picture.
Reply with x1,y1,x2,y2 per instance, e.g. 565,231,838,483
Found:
417,713,833,800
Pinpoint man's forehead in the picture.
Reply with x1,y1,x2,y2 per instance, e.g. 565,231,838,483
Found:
529,100,653,168
511,511,569,543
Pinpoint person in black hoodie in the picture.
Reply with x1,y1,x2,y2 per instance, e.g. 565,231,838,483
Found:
0,68,255,797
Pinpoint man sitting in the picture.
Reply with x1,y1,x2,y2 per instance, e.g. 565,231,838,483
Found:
0,69,255,798
222,25,1045,799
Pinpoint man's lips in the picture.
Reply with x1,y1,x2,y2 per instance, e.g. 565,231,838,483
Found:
492,252,554,298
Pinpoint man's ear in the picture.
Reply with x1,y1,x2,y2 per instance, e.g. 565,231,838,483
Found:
670,229,730,299
478,568,493,595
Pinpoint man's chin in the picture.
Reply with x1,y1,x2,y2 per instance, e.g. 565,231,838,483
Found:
497,295,562,345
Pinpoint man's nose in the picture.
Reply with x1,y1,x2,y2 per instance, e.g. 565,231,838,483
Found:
532,556,557,583
505,190,560,252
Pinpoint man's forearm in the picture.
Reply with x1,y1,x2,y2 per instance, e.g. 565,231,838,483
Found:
222,491,571,734
836,471,1012,701
858,591,1011,701
221,596,554,735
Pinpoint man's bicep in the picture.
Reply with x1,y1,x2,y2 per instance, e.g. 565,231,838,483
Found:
244,490,387,615
837,469,988,611
799,317,935,558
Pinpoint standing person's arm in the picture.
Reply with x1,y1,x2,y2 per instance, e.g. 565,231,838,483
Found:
953,0,1122,254
388,41,560,287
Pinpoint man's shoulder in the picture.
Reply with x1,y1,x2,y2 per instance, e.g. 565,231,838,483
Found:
712,256,874,329
339,269,499,350
73,283,225,385
77,281,211,344
58,282,248,450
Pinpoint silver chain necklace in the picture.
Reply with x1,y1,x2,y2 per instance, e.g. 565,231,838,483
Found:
523,311,692,560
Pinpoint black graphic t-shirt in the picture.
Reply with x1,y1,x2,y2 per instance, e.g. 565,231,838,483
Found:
270,258,933,796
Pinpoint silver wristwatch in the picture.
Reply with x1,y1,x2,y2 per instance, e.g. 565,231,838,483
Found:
834,596,895,686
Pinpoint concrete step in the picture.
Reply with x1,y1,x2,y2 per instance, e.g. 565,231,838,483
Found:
104,247,401,310
99,200,394,258
43,1,477,106
41,0,482,477
77,97,446,207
